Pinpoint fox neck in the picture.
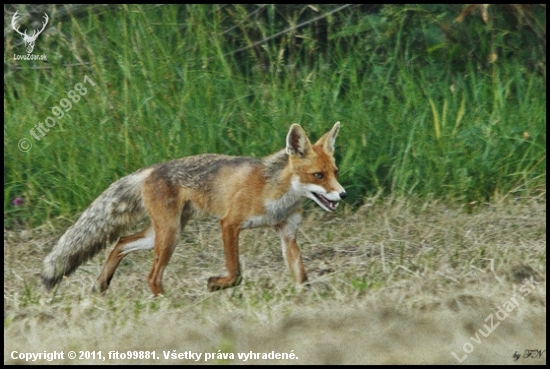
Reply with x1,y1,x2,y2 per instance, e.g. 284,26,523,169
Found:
264,151,304,215
266,176,303,214
237,151,303,229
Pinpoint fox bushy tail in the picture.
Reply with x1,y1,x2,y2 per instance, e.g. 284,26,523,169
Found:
42,168,152,289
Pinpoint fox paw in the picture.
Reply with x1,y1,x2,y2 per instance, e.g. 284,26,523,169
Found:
207,276,242,292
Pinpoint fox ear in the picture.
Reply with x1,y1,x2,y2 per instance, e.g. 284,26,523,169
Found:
315,121,340,153
286,124,312,157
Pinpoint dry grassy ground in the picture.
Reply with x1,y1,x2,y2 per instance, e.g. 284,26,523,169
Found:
4,197,546,364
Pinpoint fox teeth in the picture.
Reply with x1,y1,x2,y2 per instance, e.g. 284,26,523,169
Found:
312,192,338,211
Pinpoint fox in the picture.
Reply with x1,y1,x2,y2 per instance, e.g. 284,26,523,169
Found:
42,122,346,295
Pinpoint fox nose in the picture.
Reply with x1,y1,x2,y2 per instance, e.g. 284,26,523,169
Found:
339,192,347,200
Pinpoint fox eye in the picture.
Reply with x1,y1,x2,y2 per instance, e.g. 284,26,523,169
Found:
313,172,324,179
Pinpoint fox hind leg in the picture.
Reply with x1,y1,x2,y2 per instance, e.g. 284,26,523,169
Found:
94,225,155,293
95,201,193,294
146,193,193,296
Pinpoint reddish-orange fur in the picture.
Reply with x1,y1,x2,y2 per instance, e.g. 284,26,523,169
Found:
44,123,345,295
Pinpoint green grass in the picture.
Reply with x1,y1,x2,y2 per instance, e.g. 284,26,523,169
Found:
4,4,546,228
3,6,546,364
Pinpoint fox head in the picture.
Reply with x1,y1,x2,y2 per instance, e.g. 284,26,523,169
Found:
286,122,347,212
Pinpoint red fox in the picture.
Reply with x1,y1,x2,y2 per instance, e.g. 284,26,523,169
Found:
42,122,346,295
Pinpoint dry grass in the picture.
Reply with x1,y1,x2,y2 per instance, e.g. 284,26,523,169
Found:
4,197,547,364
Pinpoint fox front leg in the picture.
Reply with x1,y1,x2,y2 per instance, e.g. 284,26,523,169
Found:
207,217,242,291
276,212,307,284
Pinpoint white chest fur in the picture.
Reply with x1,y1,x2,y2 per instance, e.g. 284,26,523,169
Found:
241,186,302,229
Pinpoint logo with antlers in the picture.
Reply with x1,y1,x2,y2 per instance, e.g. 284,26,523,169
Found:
11,11,49,54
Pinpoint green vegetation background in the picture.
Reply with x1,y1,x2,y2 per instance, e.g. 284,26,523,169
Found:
4,4,546,228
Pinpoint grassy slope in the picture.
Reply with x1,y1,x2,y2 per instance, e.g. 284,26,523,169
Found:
4,5,546,364
4,198,546,364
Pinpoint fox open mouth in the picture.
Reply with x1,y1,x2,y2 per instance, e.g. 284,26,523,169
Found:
311,192,338,212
